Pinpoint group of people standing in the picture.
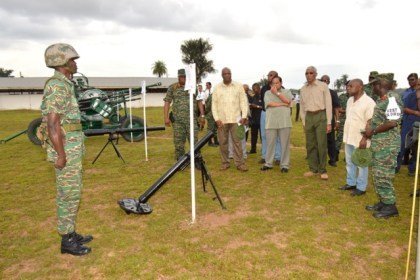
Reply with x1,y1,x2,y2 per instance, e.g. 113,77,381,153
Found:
164,66,420,220
39,41,419,256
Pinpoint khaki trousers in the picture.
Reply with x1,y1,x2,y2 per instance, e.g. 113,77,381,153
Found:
218,123,244,167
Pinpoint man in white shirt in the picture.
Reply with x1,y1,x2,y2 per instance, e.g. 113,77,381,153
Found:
212,67,249,171
339,79,376,196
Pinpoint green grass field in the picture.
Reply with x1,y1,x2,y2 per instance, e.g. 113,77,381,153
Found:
0,108,418,279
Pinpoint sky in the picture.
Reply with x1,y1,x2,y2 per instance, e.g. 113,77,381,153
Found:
0,0,419,89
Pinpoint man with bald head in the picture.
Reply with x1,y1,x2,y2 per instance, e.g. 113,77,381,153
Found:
212,67,249,171
339,79,375,196
300,66,332,180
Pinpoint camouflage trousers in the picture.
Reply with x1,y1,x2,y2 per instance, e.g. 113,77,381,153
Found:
47,132,84,235
372,146,398,204
206,114,217,139
173,120,198,160
335,120,345,152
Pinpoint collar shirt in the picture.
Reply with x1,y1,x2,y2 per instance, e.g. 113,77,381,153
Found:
299,80,332,125
211,81,249,124
343,93,376,147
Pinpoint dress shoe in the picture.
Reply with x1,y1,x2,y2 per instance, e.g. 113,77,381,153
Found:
350,189,366,196
281,168,288,173
373,203,399,219
249,150,256,154
328,161,337,167
320,173,328,180
61,232,91,256
260,165,273,171
237,164,248,172
220,164,230,171
339,184,356,191
258,159,265,164
274,160,281,165
74,231,93,244
365,201,384,211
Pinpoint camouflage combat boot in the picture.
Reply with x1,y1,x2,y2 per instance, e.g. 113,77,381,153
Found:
61,232,91,256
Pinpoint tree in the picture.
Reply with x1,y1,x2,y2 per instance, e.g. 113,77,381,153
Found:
0,68,14,77
151,60,167,78
180,38,216,82
333,74,349,91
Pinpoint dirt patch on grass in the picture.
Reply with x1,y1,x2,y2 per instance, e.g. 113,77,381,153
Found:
4,258,38,278
197,208,250,229
368,240,405,259
84,168,104,175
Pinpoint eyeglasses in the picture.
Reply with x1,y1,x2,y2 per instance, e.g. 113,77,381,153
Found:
305,72,314,75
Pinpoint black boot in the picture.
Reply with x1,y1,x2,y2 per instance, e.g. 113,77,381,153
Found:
74,231,93,244
373,203,399,219
61,232,91,256
335,150,339,162
365,201,384,211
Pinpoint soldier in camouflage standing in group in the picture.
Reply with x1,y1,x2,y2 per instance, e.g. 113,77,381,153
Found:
40,43,92,255
364,73,403,218
364,71,379,103
204,82,219,147
335,81,350,161
164,69,205,160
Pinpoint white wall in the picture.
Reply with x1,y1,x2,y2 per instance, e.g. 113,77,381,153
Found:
0,93,166,110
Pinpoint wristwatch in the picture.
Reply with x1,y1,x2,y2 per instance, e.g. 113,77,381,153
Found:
336,120,340,123
200,115,205,118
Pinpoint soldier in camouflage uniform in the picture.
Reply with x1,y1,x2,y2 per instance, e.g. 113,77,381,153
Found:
41,43,92,255
364,73,403,218
164,69,205,160
335,83,349,161
364,71,379,103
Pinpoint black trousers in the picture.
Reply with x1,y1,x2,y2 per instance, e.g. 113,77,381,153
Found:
295,103,300,121
250,124,261,152
327,125,336,163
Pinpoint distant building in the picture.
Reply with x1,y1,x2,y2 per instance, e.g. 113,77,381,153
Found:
0,76,177,95
0,76,177,110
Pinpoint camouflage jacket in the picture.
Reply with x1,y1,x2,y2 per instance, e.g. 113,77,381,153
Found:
338,93,349,121
364,84,378,103
370,92,403,152
41,70,81,124
164,83,198,121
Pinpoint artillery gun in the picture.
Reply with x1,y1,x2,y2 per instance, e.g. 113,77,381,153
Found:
27,73,161,145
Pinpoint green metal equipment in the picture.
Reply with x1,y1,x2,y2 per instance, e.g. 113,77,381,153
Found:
25,73,161,145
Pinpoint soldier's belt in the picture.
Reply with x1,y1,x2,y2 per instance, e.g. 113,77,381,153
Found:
62,123,82,132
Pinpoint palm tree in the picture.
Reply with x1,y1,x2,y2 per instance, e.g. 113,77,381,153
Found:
180,38,216,83
334,79,342,91
151,61,167,78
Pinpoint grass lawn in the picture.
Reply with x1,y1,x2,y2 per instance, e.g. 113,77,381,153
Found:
0,108,418,279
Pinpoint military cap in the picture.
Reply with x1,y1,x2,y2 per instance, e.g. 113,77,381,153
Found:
351,148,372,167
236,124,246,140
369,73,392,84
178,69,186,76
369,71,379,78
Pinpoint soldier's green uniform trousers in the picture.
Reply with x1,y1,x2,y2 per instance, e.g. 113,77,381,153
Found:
48,131,84,235
372,144,398,205
335,118,345,152
173,119,198,160
304,111,327,173
206,114,217,140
